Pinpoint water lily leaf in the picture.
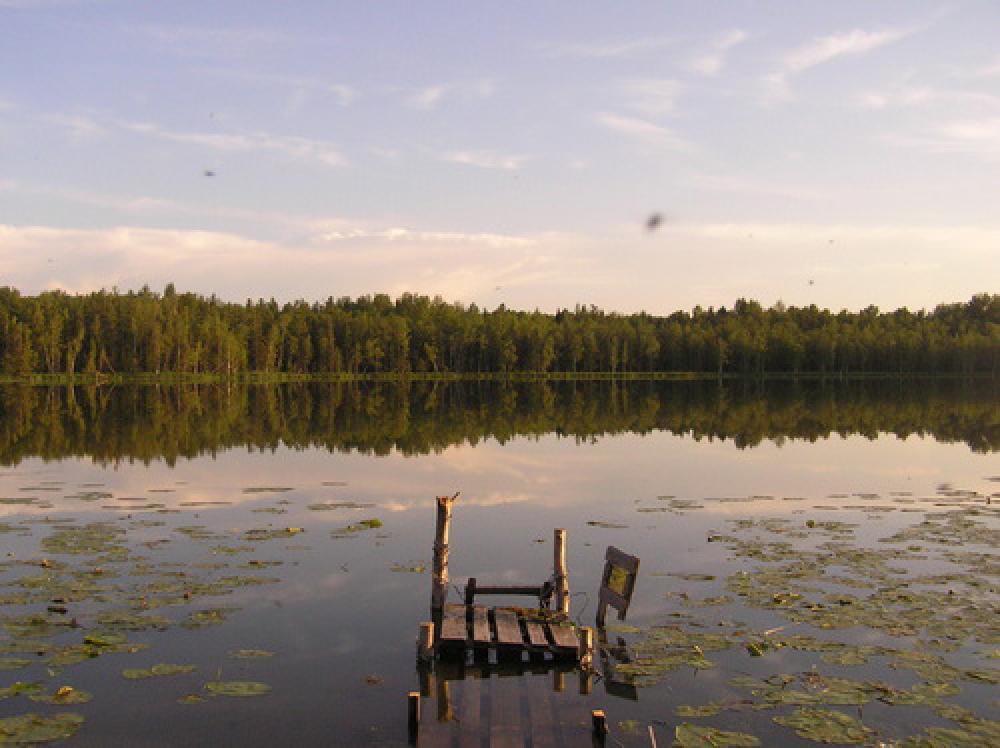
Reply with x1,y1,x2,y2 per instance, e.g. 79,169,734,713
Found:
0,712,84,742
674,723,760,747
204,680,271,697
676,703,723,718
122,663,196,679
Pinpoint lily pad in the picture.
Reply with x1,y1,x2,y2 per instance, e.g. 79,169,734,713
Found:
773,708,871,744
204,680,271,697
674,723,760,747
0,712,84,743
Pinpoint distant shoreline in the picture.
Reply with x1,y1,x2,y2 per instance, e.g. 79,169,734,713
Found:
0,371,994,386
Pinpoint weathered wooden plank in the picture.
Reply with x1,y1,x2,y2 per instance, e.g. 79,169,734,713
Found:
440,603,468,650
471,606,490,646
524,620,548,649
545,623,579,654
492,609,523,648
472,584,545,597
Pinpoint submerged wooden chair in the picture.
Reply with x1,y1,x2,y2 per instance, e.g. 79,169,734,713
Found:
596,546,640,627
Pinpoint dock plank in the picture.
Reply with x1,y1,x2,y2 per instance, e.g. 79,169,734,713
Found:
545,623,578,656
524,621,548,649
440,604,468,650
471,606,491,646
493,609,523,647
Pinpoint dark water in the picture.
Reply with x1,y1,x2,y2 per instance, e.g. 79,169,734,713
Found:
0,380,996,746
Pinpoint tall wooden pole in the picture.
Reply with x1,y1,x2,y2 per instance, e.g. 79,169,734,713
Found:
431,493,458,614
553,528,569,616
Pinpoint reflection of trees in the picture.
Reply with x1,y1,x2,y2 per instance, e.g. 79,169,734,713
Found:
0,379,995,466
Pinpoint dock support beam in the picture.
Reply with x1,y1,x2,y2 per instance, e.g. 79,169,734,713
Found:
554,528,569,616
432,493,458,614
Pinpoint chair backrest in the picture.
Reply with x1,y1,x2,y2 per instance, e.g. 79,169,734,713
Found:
596,546,640,628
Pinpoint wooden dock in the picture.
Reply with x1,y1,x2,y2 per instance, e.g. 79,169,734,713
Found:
438,604,582,661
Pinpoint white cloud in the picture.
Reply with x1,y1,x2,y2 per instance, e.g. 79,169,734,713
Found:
407,85,448,110
444,150,528,170
687,29,748,76
540,36,674,59
784,28,911,74
594,112,692,151
766,26,914,100
621,78,681,116
121,120,346,167
690,173,828,201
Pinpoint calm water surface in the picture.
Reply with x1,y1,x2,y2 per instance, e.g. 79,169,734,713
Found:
0,381,996,746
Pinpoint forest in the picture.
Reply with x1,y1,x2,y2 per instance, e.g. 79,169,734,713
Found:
0,286,996,378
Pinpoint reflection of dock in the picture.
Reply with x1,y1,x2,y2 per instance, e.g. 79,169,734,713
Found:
414,663,593,747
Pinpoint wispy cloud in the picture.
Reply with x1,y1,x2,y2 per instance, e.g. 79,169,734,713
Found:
444,150,528,170
857,85,1000,111
407,85,448,110
766,26,914,100
133,24,288,59
883,117,1000,159
594,112,692,151
620,79,681,116
540,36,673,59
202,69,355,107
317,227,533,249
121,120,347,167
45,113,106,140
687,29,748,76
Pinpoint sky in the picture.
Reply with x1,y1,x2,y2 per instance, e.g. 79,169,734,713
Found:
1,0,998,314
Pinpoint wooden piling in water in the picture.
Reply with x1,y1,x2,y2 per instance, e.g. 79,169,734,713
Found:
432,493,458,614
407,691,420,744
553,528,569,616
591,709,608,746
579,626,594,668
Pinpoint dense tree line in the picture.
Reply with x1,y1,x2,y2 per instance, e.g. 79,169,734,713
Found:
0,286,996,377
0,379,995,465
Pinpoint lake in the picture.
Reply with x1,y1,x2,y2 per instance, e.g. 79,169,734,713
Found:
0,379,997,746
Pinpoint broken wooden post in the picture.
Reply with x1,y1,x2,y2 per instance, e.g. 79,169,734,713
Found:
431,493,458,614
592,709,608,746
417,621,435,663
407,691,420,744
553,528,569,616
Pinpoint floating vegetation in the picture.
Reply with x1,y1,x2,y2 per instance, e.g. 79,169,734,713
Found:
230,649,274,659
673,723,760,747
675,703,724,718
183,608,235,628
203,680,271,697
242,487,293,494
307,501,375,511
331,519,383,537
586,520,628,529
122,663,197,679
390,562,426,573
773,708,870,744
0,712,84,743
244,527,304,541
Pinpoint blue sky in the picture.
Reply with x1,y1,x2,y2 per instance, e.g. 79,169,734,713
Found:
1,0,997,313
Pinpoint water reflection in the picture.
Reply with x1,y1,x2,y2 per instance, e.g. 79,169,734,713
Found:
0,378,995,465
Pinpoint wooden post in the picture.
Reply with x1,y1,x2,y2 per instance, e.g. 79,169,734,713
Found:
432,493,458,614
592,710,608,746
407,692,420,744
553,668,566,693
579,668,593,695
579,626,594,668
553,528,569,616
417,621,435,663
